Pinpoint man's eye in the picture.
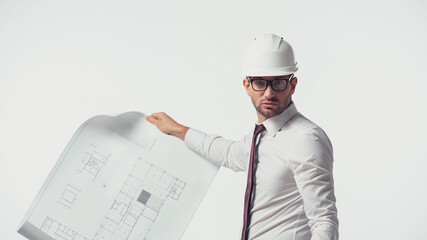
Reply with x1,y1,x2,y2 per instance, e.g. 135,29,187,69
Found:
254,80,266,87
273,80,286,87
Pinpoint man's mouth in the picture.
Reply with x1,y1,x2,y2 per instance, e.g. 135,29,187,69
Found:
261,101,278,108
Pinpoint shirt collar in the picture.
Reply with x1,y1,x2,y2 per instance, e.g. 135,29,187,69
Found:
258,102,298,136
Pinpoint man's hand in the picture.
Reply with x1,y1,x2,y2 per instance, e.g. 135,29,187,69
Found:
146,112,189,141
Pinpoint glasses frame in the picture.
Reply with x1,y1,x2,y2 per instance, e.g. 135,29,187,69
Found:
247,74,294,92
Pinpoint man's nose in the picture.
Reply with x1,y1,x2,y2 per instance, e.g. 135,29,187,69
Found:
264,84,276,99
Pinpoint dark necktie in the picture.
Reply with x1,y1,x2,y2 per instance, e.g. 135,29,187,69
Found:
241,124,266,240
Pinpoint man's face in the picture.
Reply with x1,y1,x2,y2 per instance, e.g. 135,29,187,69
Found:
243,75,298,123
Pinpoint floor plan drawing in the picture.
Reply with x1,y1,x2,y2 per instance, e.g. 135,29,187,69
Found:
18,111,218,240
57,184,81,210
94,157,186,240
76,144,110,182
40,217,88,240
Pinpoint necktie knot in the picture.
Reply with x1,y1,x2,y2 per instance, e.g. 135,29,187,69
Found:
254,124,266,137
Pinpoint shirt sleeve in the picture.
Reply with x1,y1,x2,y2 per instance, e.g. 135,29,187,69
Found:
184,128,251,172
287,131,339,240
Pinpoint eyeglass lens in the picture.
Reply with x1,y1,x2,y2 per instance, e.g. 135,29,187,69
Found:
249,75,293,91
253,80,286,91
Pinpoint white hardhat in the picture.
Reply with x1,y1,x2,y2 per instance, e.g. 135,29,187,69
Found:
243,33,298,77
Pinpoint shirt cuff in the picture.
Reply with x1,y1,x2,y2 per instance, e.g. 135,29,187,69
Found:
184,128,206,153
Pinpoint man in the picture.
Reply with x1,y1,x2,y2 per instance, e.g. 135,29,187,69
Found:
146,33,338,240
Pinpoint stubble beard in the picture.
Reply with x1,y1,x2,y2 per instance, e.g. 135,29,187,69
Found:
252,98,289,120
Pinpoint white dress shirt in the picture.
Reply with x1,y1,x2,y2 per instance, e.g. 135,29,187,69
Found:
184,102,338,240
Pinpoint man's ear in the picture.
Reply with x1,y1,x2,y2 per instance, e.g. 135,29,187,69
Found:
290,77,298,95
243,78,251,96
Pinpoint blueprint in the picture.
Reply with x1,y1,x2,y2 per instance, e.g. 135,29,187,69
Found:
18,112,218,240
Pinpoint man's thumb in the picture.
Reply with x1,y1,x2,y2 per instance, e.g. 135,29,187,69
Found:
146,115,157,124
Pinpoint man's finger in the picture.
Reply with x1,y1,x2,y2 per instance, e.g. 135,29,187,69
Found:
146,115,158,124
150,112,166,119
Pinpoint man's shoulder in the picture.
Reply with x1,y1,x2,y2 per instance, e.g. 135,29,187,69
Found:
288,113,323,133
279,112,331,143
278,113,334,160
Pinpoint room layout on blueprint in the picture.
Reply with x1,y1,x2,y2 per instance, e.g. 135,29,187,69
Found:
18,112,218,240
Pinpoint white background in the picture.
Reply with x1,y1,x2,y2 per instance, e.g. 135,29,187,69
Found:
1,0,426,239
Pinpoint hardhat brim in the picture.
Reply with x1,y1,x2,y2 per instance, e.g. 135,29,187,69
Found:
243,64,298,77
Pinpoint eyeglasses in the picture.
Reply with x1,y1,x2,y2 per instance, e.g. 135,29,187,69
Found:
247,74,294,92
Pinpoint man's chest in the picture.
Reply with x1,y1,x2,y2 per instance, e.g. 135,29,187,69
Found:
252,137,297,193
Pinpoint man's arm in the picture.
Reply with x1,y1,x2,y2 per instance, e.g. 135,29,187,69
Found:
146,112,251,171
146,112,189,141
288,132,339,240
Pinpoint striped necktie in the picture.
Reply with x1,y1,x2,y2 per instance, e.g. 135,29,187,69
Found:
241,124,266,240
